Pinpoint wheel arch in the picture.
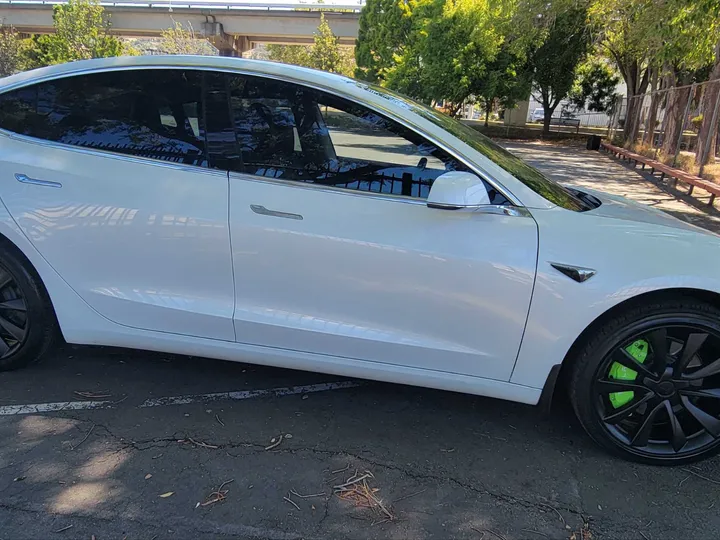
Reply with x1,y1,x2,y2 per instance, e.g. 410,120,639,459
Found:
540,287,720,411
0,229,60,325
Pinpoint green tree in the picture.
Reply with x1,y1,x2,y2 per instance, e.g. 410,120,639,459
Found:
266,14,355,76
23,0,132,68
666,0,720,166
589,0,670,144
157,21,216,55
266,44,312,68
311,13,342,72
527,7,590,133
0,24,25,77
475,47,531,126
568,59,620,112
354,0,413,83
415,0,506,114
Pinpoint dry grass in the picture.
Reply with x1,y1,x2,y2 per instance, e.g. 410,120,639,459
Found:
629,144,720,184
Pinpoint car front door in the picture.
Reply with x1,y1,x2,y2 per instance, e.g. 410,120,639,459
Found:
0,69,235,341
222,74,538,380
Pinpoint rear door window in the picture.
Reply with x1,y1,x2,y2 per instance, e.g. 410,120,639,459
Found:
0,70,207,167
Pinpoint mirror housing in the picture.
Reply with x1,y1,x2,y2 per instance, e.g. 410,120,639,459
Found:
427,171,490,210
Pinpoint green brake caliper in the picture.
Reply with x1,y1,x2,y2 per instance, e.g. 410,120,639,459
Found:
608,339,648,408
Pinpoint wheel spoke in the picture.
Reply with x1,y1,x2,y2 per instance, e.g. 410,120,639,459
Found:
0,313,24,341
0,334,10,356
684,358,720,380
680,387,720,399
664,400,687,452
0,272,13,291
611,347,656,380
602,392,654,424
630,400,665,447
681,395,720,437
676,333,709,373
0,298,26,312
596,379,648,394
647,328,669,372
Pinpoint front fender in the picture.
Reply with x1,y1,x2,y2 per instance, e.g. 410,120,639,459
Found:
510,206,720,391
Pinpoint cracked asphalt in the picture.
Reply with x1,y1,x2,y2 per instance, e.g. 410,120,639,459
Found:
2,144,720,540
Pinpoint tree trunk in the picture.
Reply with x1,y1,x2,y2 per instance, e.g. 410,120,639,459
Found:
542,107,553,135
661,84,692,158
624,95,645,147
696,42,720,167
484,99,490,127
643,68,660,146
613,56,650,145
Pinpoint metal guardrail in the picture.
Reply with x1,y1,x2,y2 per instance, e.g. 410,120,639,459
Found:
0,0,363,10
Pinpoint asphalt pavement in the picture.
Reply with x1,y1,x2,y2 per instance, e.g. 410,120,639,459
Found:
2,143,720,540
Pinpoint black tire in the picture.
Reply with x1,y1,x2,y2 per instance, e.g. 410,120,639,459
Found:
0,244,56,371
569,296,720,465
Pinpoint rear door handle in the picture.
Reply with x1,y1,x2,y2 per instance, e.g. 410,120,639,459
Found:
250,204,303,221
15,173,62,188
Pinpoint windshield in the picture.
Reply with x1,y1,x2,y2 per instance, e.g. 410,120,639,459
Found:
356,82,588,211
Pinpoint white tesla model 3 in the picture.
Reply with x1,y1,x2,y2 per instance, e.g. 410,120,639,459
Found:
1,56,720,465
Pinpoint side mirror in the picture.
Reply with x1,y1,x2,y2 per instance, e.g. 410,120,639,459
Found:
427,171,490,210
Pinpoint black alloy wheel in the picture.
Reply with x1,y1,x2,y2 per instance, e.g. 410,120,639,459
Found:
594,325,720,460
0,244,56,372
569,298,720,465
0,266,29,358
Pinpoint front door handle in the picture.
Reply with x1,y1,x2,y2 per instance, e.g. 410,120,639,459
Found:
15,173,62,189
250,204,303,221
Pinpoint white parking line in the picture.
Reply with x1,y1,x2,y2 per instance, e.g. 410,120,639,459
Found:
0,380,362,417
0,399,112,416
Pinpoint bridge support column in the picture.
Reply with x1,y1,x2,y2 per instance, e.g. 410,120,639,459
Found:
202,20,251,57
218,35,251,57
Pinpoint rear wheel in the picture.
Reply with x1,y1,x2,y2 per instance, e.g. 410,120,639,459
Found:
0,245,55,371
569,297,720,465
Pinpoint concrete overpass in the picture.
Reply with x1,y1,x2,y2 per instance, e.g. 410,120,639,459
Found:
0,1,361,55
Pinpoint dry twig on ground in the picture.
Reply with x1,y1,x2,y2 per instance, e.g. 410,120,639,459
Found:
290,489,326,499
74,391,111,399
183,438,219,450
71,424,95,450
265,434,284,450
333,470,395,521
283,495,301,510
200,479,234,507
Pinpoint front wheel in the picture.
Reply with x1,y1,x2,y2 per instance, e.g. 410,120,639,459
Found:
569,297,720,465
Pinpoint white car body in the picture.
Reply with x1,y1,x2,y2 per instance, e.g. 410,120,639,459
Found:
1,56,719,407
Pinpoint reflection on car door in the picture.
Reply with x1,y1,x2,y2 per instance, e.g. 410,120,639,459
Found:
220,74,538,381
0,69,235,341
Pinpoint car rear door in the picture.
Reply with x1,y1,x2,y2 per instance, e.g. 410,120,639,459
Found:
0,69,235,341
221,73,538,381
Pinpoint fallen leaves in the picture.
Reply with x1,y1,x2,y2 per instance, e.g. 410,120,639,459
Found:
145,473,152,480
159,491,174,498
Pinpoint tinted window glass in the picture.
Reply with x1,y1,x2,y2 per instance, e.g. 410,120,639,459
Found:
221,74,506,203
0,70,207,166
354,81,589,210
